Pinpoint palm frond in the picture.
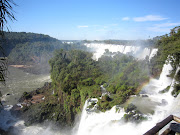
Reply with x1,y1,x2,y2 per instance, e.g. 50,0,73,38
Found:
0,0,16,84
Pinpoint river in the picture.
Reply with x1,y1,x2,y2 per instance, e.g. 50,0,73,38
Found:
0,67,56,134
0,66,51,106
0,52,180,135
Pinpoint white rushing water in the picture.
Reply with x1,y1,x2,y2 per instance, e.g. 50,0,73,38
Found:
75,62,180,135
84,43,158,60
0,45,179,135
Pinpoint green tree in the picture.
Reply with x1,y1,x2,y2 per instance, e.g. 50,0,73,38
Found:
0,0,16,83
0,0,16,107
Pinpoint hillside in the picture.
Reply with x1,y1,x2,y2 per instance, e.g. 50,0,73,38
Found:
150,26,180,96
0,32,87,74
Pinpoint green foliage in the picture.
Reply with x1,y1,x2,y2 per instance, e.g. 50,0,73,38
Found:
0,0,15,83
87,102,96,109
124,103,137,113
159,86,170,93
22,91,32,99
81,78,95,86
49,49,151,113
151,26,180,97
103,83,108,88
96,52,150,110
18,26,180,126
49,50,103,118
97,97,112,112
171,83,180,97
0,32,87,66
94,76,106,85
123,103,147,123
175,70,180,82
151,26,180,76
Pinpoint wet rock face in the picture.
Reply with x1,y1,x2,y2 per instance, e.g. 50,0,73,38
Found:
161,99,168,106
14,82,75,127
18,82,50,103
141,94,148,97
123,104,147,123
10,105,22,118
125,103,137,113
170,123,180,133
0,127,8,135
11,82,51,125
21,102,72,127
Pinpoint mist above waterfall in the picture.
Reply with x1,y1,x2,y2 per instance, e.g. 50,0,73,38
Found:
84,42,158,61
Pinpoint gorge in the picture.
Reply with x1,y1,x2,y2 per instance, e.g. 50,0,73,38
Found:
0,29,180,135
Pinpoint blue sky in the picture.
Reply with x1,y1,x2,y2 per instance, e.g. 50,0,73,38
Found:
8,0,180,40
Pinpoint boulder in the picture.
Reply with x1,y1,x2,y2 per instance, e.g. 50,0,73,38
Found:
170,123,180,133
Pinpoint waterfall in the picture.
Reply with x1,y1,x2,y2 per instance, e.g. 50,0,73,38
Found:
84,43,158,60
76,104,125,135
76,100,89,135
76,61,178,135
0,46,179,135
168,66,180,94
149,49,158,60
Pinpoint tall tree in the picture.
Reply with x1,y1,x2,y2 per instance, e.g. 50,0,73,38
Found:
0,0,16,83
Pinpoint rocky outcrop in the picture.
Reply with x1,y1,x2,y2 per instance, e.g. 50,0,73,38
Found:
14,82,75,127
18,82,49,103
0,127,8,135
170,123,180,133
123,104,147,123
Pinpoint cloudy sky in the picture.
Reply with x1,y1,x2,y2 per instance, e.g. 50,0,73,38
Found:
8,0,180,40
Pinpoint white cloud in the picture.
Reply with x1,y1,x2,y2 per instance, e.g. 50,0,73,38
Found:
77,25,89,28
147,22,180,32
154,22,180,27
122,17,130,21
133,15,168,22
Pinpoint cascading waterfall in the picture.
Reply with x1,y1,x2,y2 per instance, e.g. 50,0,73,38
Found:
149,49,158,60
76,99,89,135
76,101,125,135
84,43,158,60
168,66,180,94
76,59,179,135
0,45,179,135
168,66,180,115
